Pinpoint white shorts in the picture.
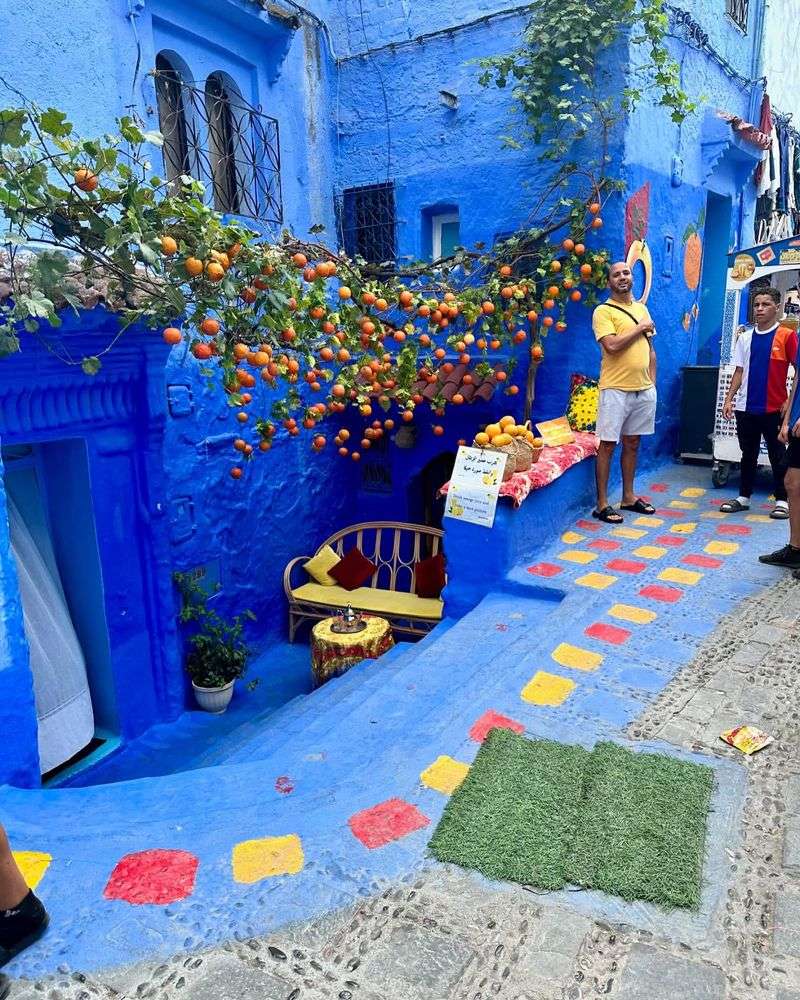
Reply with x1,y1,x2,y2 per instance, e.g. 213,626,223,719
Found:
596,387,657,443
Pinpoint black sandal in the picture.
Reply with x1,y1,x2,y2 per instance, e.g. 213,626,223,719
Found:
620,498,656,515
719,498,749,513
592,505,624,524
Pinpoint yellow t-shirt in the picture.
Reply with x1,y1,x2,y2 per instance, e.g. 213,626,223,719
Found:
592,300,654,391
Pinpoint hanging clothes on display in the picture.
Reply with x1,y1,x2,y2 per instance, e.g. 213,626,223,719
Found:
6,494,95,774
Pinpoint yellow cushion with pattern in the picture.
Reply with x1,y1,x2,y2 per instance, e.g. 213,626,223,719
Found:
303,545,341,586
292,582,443,620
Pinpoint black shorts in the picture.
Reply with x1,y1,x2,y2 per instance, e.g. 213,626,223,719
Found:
788,436,800,469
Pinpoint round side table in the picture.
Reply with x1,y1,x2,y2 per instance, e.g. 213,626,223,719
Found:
310,615,394,688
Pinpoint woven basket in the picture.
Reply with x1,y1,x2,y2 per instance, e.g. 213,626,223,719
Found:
473,439,516,481
513,436,535,473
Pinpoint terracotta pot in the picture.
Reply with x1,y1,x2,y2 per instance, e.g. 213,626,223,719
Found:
192,680,235,714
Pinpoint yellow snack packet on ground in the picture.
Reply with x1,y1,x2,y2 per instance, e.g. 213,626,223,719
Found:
720,725,773,755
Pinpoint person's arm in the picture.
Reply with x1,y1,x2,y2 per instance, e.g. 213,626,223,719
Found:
723,368,744,420
599,319,654,353
782,367,800,441
648,339,657,384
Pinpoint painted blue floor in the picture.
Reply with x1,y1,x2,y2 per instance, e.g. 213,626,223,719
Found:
0,462,784,977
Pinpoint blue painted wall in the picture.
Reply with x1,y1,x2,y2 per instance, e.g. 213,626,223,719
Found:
0,0,766,785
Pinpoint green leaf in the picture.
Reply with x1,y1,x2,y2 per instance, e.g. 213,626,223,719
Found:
81,356,101,375
39,108,72,138
0,110,28,148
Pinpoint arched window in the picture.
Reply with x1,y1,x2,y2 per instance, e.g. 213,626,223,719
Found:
154,52,191,187
205,73,241,214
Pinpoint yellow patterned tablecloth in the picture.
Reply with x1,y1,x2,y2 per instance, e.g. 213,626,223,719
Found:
310,616,394,688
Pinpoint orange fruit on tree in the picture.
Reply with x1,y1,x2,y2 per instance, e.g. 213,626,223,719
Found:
589,202,601,214
74,167,98,192
230,467,243,480
184,257,203,278
351,451,361,461
591,217,603,229
433,425,444,436
570,289,582,302
506,384,519,395
339,286,352,299
544,298,555,310
161,235,178,255
192,343,213,360
495,370,507,382
362,291,376,306
336,348,350,362
303,267,317,282
550,260,562,272
310,305,325,320
555,320,567,331
233,438,247,452
162,326,182,345
547,286,560,297
313,435,327,449
563,278,575,289
199,317,220,335
398,290,414,306
292,252,308,268
574,243,585,255
542,316,554,327
452,393,464,405
580,263,593,279
527,310,539,323
241,286,257,303
499,264,512,277
233,343,250,360
482,301,495,314
490,338,501,350
513,330,526,343
531,344,544,360
236,411,249,423
562,238,575,252
205,261,225,282
500,285,514,299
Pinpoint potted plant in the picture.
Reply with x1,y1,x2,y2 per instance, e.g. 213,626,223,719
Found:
174,572,256,713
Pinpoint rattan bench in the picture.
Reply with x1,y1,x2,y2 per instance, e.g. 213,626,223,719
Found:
284,521,444,641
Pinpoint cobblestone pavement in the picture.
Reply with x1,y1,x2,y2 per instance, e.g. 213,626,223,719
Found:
9,564,800,997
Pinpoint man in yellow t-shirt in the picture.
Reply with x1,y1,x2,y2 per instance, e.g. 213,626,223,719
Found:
590,260,657,524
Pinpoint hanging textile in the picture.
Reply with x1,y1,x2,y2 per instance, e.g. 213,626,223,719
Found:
6,494,95,774
755,92,772,191
788,136,796,212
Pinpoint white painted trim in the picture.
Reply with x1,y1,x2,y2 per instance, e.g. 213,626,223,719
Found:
431,212,460,259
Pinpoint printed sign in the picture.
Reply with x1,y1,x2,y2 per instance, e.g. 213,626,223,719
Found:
444,446,505,527
780,249,800,266
536,415,575,447
756,245,776,265
731,253,756,281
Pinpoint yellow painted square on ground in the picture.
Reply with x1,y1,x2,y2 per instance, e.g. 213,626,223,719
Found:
611,527,647,540
634,516,664,527
670,500,698,509
232,834,304,883
558,549,597,564
12,851,52,891
659,566,703,586
680,487,706,498
608,603,658,625
521,670,576,706
420,755,471,795
670,522,697,534
746,514,772,523
705,539,739,555
632,545,668,559
552,643,604,672
701,511,726,520
561,531,586,544
575,572,618,590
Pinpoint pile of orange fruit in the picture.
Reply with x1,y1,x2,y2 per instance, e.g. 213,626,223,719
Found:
475,415,543,449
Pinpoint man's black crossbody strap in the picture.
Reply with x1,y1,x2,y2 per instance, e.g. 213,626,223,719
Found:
606,302,641,325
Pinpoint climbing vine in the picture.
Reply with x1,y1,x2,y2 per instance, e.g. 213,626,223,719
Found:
476,0,695,159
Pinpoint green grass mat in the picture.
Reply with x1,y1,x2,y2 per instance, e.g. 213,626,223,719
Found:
428,728,589,889
428,734,714,909
566,740,714,909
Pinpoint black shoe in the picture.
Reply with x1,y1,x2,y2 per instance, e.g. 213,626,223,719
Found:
0,972,9,1000
0,891,48,967
759,544,800,568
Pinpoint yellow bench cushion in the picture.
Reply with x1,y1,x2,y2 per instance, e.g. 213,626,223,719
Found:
292,582,443,620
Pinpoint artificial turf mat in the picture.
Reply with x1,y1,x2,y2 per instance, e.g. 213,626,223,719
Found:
428,731,714,909
428,728,589,888
566,740,714,909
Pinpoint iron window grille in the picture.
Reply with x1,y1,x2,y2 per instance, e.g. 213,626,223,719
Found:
153,69,283,225
339,183,397,265
726,0,748,32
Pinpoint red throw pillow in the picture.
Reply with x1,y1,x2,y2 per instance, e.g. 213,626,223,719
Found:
414,552,446,599
329,547,378,591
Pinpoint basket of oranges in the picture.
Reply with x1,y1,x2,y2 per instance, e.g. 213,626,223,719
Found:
474,416,544,479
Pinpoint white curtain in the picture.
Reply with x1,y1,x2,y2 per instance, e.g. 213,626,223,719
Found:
6,494,94,773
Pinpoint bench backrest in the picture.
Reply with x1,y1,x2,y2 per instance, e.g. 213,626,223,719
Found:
318,521,444,594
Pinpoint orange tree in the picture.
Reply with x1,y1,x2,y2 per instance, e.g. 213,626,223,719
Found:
0,103,614,476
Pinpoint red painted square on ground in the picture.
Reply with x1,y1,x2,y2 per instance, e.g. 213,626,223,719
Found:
469,709,525,743
717,524,751,536
588,538,622,551
707,498,723,506
527,562,562,577
649,483,669,492
639,584,684,603
682,553,723,569
104,849,199,905
655,535,686,547
656,509,686,518
575,519,601,532
348,798,430,850
606,558,647,574
585,622,631,645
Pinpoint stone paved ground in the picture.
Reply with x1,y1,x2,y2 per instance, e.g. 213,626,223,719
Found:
7,545,800,998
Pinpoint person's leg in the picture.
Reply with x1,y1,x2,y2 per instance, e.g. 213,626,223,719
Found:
0,827,27,911
620,434,641,506
760,443,800,567
787,467,800,547
595,440,617,511
736,410,763,500
761,410,789,506
0,824,48,965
